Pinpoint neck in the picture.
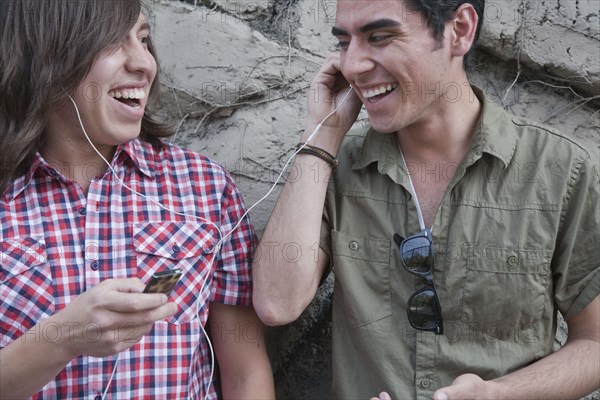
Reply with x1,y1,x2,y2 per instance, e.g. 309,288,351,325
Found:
40,134,116,194
42,108,116,194
396,84,482,165
41,141,115,195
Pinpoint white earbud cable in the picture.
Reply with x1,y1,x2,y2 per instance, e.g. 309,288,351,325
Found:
68,86,355,399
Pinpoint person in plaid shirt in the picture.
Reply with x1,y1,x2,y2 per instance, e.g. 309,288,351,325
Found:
0,1,274,399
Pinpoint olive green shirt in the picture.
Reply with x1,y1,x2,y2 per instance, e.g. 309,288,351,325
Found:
320,88,600,399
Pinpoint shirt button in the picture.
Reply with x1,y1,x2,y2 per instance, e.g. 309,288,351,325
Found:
420,378,432,388
507,255,518,266
91,261,99,270
171,245,180,253
349,241,359,251
78,207,87,215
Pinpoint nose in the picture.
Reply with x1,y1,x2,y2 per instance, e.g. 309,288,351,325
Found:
340,40,376,83
124,40,156,78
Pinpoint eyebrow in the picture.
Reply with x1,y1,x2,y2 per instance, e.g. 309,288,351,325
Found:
331,18,402,36
139,22,151,32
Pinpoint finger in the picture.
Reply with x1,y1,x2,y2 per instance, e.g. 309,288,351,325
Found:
109,301,178,329
109,277,146,293
104,290,169,313
313,53,342,87
320,53,341,74
97,277,146,293
379,392,392,400
149,301,178,321
432,390,448,400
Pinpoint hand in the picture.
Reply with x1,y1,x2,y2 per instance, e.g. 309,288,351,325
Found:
50,278,177,359
370,392,392,400
433,373,493,400
303,53,362,153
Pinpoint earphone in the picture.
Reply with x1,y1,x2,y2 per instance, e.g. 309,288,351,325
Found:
68,95,219,400
67,85,356,399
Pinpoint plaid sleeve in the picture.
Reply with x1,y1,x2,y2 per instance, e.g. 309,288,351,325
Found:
209,169,256,305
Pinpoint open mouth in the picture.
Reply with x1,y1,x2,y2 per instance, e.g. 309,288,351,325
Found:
108,89,145,109
361,83,398,103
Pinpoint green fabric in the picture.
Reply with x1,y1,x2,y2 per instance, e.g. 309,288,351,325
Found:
320,87,600,399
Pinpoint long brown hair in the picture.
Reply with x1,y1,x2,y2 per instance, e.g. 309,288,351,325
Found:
0,0,172,195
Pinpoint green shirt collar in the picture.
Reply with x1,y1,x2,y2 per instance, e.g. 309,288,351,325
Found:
352,86,518,176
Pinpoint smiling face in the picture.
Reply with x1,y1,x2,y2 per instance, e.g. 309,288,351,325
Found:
334,0,461,134
46,13,156,153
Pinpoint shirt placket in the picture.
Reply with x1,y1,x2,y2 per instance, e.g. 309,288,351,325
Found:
415,332,438,399
414,220,442,400
82,178,106,398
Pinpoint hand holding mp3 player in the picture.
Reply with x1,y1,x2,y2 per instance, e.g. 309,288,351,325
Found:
143,269,182,295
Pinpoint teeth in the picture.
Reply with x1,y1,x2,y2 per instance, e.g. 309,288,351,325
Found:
108,88,146,100
361,83,398,99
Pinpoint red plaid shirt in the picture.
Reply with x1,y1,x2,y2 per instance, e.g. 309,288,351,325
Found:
0,139,256,399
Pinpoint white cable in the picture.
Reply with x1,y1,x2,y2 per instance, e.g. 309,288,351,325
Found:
101,354,120,400
67,96,224,248
68,95,219,400
68,85,354,399
398,145,426,232
191,243,220,400
220,86,356,244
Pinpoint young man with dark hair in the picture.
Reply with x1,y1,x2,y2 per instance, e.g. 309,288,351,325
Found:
253,0,599,398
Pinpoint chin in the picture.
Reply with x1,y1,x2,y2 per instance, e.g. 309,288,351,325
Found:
368,119,398,134
118,125,143,142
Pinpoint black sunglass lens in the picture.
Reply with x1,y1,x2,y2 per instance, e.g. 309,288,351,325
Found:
408,287,441,331
401,236,432,274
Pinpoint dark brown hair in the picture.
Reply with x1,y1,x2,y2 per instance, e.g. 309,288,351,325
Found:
404,0,485,69
0,0,172,195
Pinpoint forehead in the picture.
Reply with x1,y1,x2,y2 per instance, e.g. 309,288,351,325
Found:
335,0,410,26
133,13,149,30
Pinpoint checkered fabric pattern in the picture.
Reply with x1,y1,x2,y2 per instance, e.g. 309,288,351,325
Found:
0,139,256,399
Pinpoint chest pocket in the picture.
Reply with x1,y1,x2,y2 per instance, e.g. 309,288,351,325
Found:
133,221,219,325
461,247,552,333
331,231,391,328
0,236,54,344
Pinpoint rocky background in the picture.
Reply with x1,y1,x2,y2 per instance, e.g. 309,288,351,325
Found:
148,0,599,398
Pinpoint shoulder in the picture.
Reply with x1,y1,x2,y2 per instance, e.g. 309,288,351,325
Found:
494,112,599,210
480,97,597,178
140,140,232,185
509,114,598,174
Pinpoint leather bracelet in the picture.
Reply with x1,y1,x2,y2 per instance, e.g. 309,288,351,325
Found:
296,143,338,172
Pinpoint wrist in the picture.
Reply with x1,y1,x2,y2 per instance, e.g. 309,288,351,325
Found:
301,126,346,156
296,143,338,172
41,315,81,363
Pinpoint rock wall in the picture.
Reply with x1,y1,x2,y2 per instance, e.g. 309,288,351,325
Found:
149,0,599,398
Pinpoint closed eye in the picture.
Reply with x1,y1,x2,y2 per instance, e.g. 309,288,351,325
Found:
370,34,394,44
139,36,150,48
336,40,350,50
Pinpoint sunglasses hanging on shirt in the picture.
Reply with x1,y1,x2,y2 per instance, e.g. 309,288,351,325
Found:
395,147,444,335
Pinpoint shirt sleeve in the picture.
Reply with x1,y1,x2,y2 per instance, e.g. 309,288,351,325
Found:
209,170,256,306
319,187,333,261
553,152,600,320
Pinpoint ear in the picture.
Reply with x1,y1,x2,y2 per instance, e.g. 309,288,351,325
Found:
448,3,479,58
